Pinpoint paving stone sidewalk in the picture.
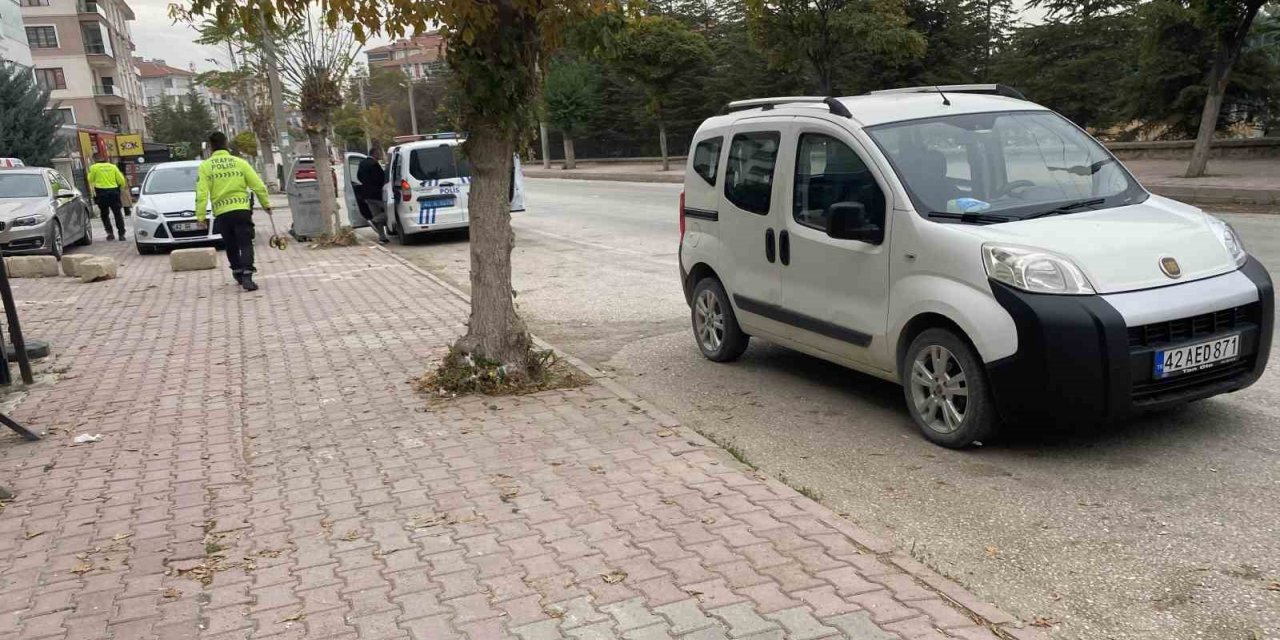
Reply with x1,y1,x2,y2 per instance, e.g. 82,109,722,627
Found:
0,215,1045,640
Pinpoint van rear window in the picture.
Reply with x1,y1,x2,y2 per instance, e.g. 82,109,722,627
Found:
410,146,470,182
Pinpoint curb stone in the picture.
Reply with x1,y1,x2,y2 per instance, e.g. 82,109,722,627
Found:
367,241,1047,640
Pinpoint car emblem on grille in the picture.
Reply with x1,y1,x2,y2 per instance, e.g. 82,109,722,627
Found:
1160,256,1181,279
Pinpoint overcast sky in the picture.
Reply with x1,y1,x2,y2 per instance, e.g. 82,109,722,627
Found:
128,0,1047,74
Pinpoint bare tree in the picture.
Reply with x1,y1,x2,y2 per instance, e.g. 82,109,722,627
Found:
277,13,361,236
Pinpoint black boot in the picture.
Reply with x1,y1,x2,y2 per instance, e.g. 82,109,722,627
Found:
233,272,245,286
241,274,258,291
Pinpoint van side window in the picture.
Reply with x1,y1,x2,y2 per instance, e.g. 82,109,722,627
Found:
692,136,722,186
725,132,780,215
793,133,885,235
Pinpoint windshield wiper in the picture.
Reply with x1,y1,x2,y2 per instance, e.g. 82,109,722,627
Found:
1023,198,1107,220
926,210,1016,225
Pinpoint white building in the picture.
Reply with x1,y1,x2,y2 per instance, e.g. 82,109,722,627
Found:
136,58,248,136
20,0,146,135
0,0,33,68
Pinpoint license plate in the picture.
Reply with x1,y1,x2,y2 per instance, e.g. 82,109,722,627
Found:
172,222,206,232
1154,334,1240,379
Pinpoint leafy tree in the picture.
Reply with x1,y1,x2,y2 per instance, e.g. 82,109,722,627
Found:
1182,0,1269,177
363,105,398,149
0,63,62,167
182,0,621,377
746,0,927,95
232,130,258,157
333,102,366,150
613,16,712,170
147,88,216,159
543,57,601,169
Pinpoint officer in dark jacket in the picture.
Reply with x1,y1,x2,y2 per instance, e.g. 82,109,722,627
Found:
355,146,389,243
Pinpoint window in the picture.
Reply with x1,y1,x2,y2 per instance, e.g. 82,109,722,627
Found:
0,174,49,198
724,132,780,215
143,167,201,194
20,0,51,7
25,26,58,48
163,78,173,88
793,133,885,235
35,68,66,91
867,111,1143,223
691,136,722,186
51,107,74,124
409,145,469,182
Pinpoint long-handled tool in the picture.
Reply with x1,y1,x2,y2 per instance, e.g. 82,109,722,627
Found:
265,209,288,250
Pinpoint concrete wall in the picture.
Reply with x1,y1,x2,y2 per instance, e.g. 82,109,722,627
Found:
1108,138,1280,160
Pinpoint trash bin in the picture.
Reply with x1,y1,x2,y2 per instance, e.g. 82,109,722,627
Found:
285,156,330,240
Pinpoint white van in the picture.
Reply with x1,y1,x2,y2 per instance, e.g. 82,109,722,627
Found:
679,85,1273,447
346,133,525,242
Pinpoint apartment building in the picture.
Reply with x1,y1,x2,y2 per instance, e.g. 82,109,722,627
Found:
365,31,445,80
20,0,146,136
136,58,248,136
1,0,33,67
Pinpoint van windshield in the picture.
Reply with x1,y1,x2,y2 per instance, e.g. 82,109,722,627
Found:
867,111,1145,223
409,145,470,183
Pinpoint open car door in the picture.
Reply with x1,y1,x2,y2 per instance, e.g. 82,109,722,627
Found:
344,152,370,228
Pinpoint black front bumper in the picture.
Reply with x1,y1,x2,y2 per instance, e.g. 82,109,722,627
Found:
986,257,1274,426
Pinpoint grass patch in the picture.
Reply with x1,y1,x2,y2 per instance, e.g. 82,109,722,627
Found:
415,346,588,399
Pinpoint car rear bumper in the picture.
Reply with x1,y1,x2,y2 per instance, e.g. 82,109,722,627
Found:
985,257,1274,426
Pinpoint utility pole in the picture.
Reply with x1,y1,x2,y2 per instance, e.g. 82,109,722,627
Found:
539,122,550,169
358,76,371,152
407,76,418,136
258,9,290,190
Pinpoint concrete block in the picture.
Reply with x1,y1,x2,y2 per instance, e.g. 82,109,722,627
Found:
61,254,95,277
170,247,217,272
78,256,118,283
4,256,60,278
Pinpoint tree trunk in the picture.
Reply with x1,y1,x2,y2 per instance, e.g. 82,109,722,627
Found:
456,124,531,372
562,136,576,170
307,128,340,235
1185,1,1264,178
539,121,551,169
659,122,670,172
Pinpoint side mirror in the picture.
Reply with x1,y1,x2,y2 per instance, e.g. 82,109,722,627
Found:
130,186,140,198
826,201,883,244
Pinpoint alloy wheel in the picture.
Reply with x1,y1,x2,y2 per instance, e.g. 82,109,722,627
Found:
694,288,725,353
909,345,969,434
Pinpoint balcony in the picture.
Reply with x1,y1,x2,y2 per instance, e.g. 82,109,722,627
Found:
78,1,106,16
93,85,125,105
85,43,115,66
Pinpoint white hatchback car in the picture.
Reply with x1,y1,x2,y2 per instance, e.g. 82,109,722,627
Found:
679,85,1273,447
133,160,216,254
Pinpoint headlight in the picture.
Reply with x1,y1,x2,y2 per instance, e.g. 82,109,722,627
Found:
137,208,159,220
11,214,48,227
1206,215,1247,267
983,244,1095,295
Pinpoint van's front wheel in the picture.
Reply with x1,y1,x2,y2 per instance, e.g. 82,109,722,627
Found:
903,329,997,448
691,278,748,362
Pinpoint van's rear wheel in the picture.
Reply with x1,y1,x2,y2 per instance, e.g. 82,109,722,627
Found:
903,328,997,448
691,278,748,362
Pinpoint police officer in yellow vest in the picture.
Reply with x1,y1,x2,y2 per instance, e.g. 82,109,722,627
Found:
195,132,272,291
86,153,128,241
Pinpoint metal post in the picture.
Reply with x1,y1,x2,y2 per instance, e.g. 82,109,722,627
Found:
540,122,550,169
407,76,417,136
358,77,371,153
0,257,33,385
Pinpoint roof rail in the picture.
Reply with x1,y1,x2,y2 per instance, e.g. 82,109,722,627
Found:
869,84,1027,100
725,96,852,119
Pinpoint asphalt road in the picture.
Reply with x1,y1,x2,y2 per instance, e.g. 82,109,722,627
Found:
380,179,1280,640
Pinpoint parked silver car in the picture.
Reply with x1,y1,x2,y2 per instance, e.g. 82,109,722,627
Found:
0,167,93,259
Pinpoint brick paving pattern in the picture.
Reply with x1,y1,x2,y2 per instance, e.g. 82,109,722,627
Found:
0,213,1042,639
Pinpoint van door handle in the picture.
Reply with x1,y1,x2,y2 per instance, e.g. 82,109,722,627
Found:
779,230,790,266
765,229,776,263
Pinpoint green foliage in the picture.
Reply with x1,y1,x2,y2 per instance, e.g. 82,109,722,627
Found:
543,57,601,136
232,130,258,156
0,64,62,167
612,16,713,120
333,103,365,149
147,88,217,159
747,0,927,94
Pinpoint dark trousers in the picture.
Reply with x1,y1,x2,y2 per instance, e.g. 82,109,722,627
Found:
95,189,125,237
214,210,256,275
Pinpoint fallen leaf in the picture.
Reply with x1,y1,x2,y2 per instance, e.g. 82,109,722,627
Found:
701,515,716,525
543,605,565,619
111,533,133,541
1031,616,1060,628
656,428,677,438
71,561,94,575
340,530,361,542
600,570,627,584
280,611,305,623
1267,582,1280,592
984,545,1000,559
161,587,182,599
23,530,44,540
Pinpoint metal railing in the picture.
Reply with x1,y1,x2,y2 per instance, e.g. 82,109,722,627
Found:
93,84,117,96
84,43,112,56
